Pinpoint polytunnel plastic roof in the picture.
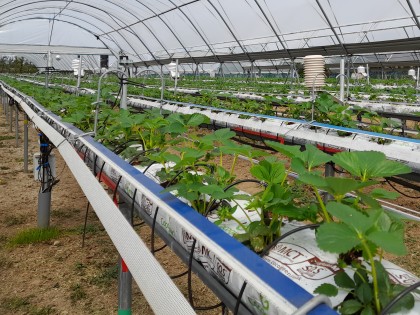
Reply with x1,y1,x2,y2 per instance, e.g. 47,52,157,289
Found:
1,0,420,68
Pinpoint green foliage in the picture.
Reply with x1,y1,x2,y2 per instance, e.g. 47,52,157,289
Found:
8,227,60,247
70,283,87,304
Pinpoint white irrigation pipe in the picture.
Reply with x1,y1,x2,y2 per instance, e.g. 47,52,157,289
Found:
8,89,195,315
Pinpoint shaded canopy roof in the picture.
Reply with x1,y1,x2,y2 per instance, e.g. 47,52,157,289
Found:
1,0,420,68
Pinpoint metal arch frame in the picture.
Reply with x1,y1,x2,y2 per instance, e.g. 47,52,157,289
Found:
97,0,201,37
0,2,151,64
166,0,222,64
406,0,420,30
86,0,168,64
205,0,253,62
0,7,131,61
314,0,349,56
0,18,118,58
0,0,160,65
0,10,124,55
128,0,197,64
252,0,293,61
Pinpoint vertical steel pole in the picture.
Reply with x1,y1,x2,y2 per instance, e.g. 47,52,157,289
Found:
366,64,370,85
4,96,9,121
346,57,351,84
174,59,179,94
339,58,345,102
15,105,19,147
76,55,83,95
37,133,51,228
121,69,128,110
45,51,51,89
9,102,13,133
24,113,29,173
117,197,132,315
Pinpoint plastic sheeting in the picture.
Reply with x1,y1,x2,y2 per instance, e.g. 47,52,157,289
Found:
0,0,420,68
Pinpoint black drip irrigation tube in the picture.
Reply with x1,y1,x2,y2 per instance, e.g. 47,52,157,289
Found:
114,182,253,315
259,223,321,257
187,238,225,312
149,207,187,279
380,281,420,315
204,179,265,217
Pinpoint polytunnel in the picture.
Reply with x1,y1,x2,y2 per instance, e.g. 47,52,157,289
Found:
1,1,420,315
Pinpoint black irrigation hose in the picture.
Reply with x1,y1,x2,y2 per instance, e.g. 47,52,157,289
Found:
82,202,90,248
204,179,265,217
93,155,99,177
379,281,420,315
112,140,137,155
112,176,123,205
234,282,248,315
259,224,320,257
83,146,90,163
150,206,159,255
166,163,216,188
130,188,138,226
128,148,159,165
143,160,157,174
153,244,168,253
149,206,186,279
98,161,106,182
331,163,348,174
385,178,420,199
187,238,223,311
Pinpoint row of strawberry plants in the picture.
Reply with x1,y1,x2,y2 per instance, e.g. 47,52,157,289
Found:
48,73,417,139
2,76,418,314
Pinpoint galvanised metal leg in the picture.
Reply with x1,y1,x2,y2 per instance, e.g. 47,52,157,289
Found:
37,189,51,228
37,133,52,228
117,196,132,315
9,104,13,133
24,113,29,173
15,105,19,147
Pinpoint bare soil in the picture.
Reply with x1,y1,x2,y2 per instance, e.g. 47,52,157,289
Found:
0,107,419,315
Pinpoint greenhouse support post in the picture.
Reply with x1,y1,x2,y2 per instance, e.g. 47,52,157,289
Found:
15,104,19,147
24,113,29,173
9,100,13,133
121,69,128,110
339,58,345,102
174,58,179,94
117,197,132,315
366,64,370,85
37,133,52,228
76,55,82,95
4,94,8,122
